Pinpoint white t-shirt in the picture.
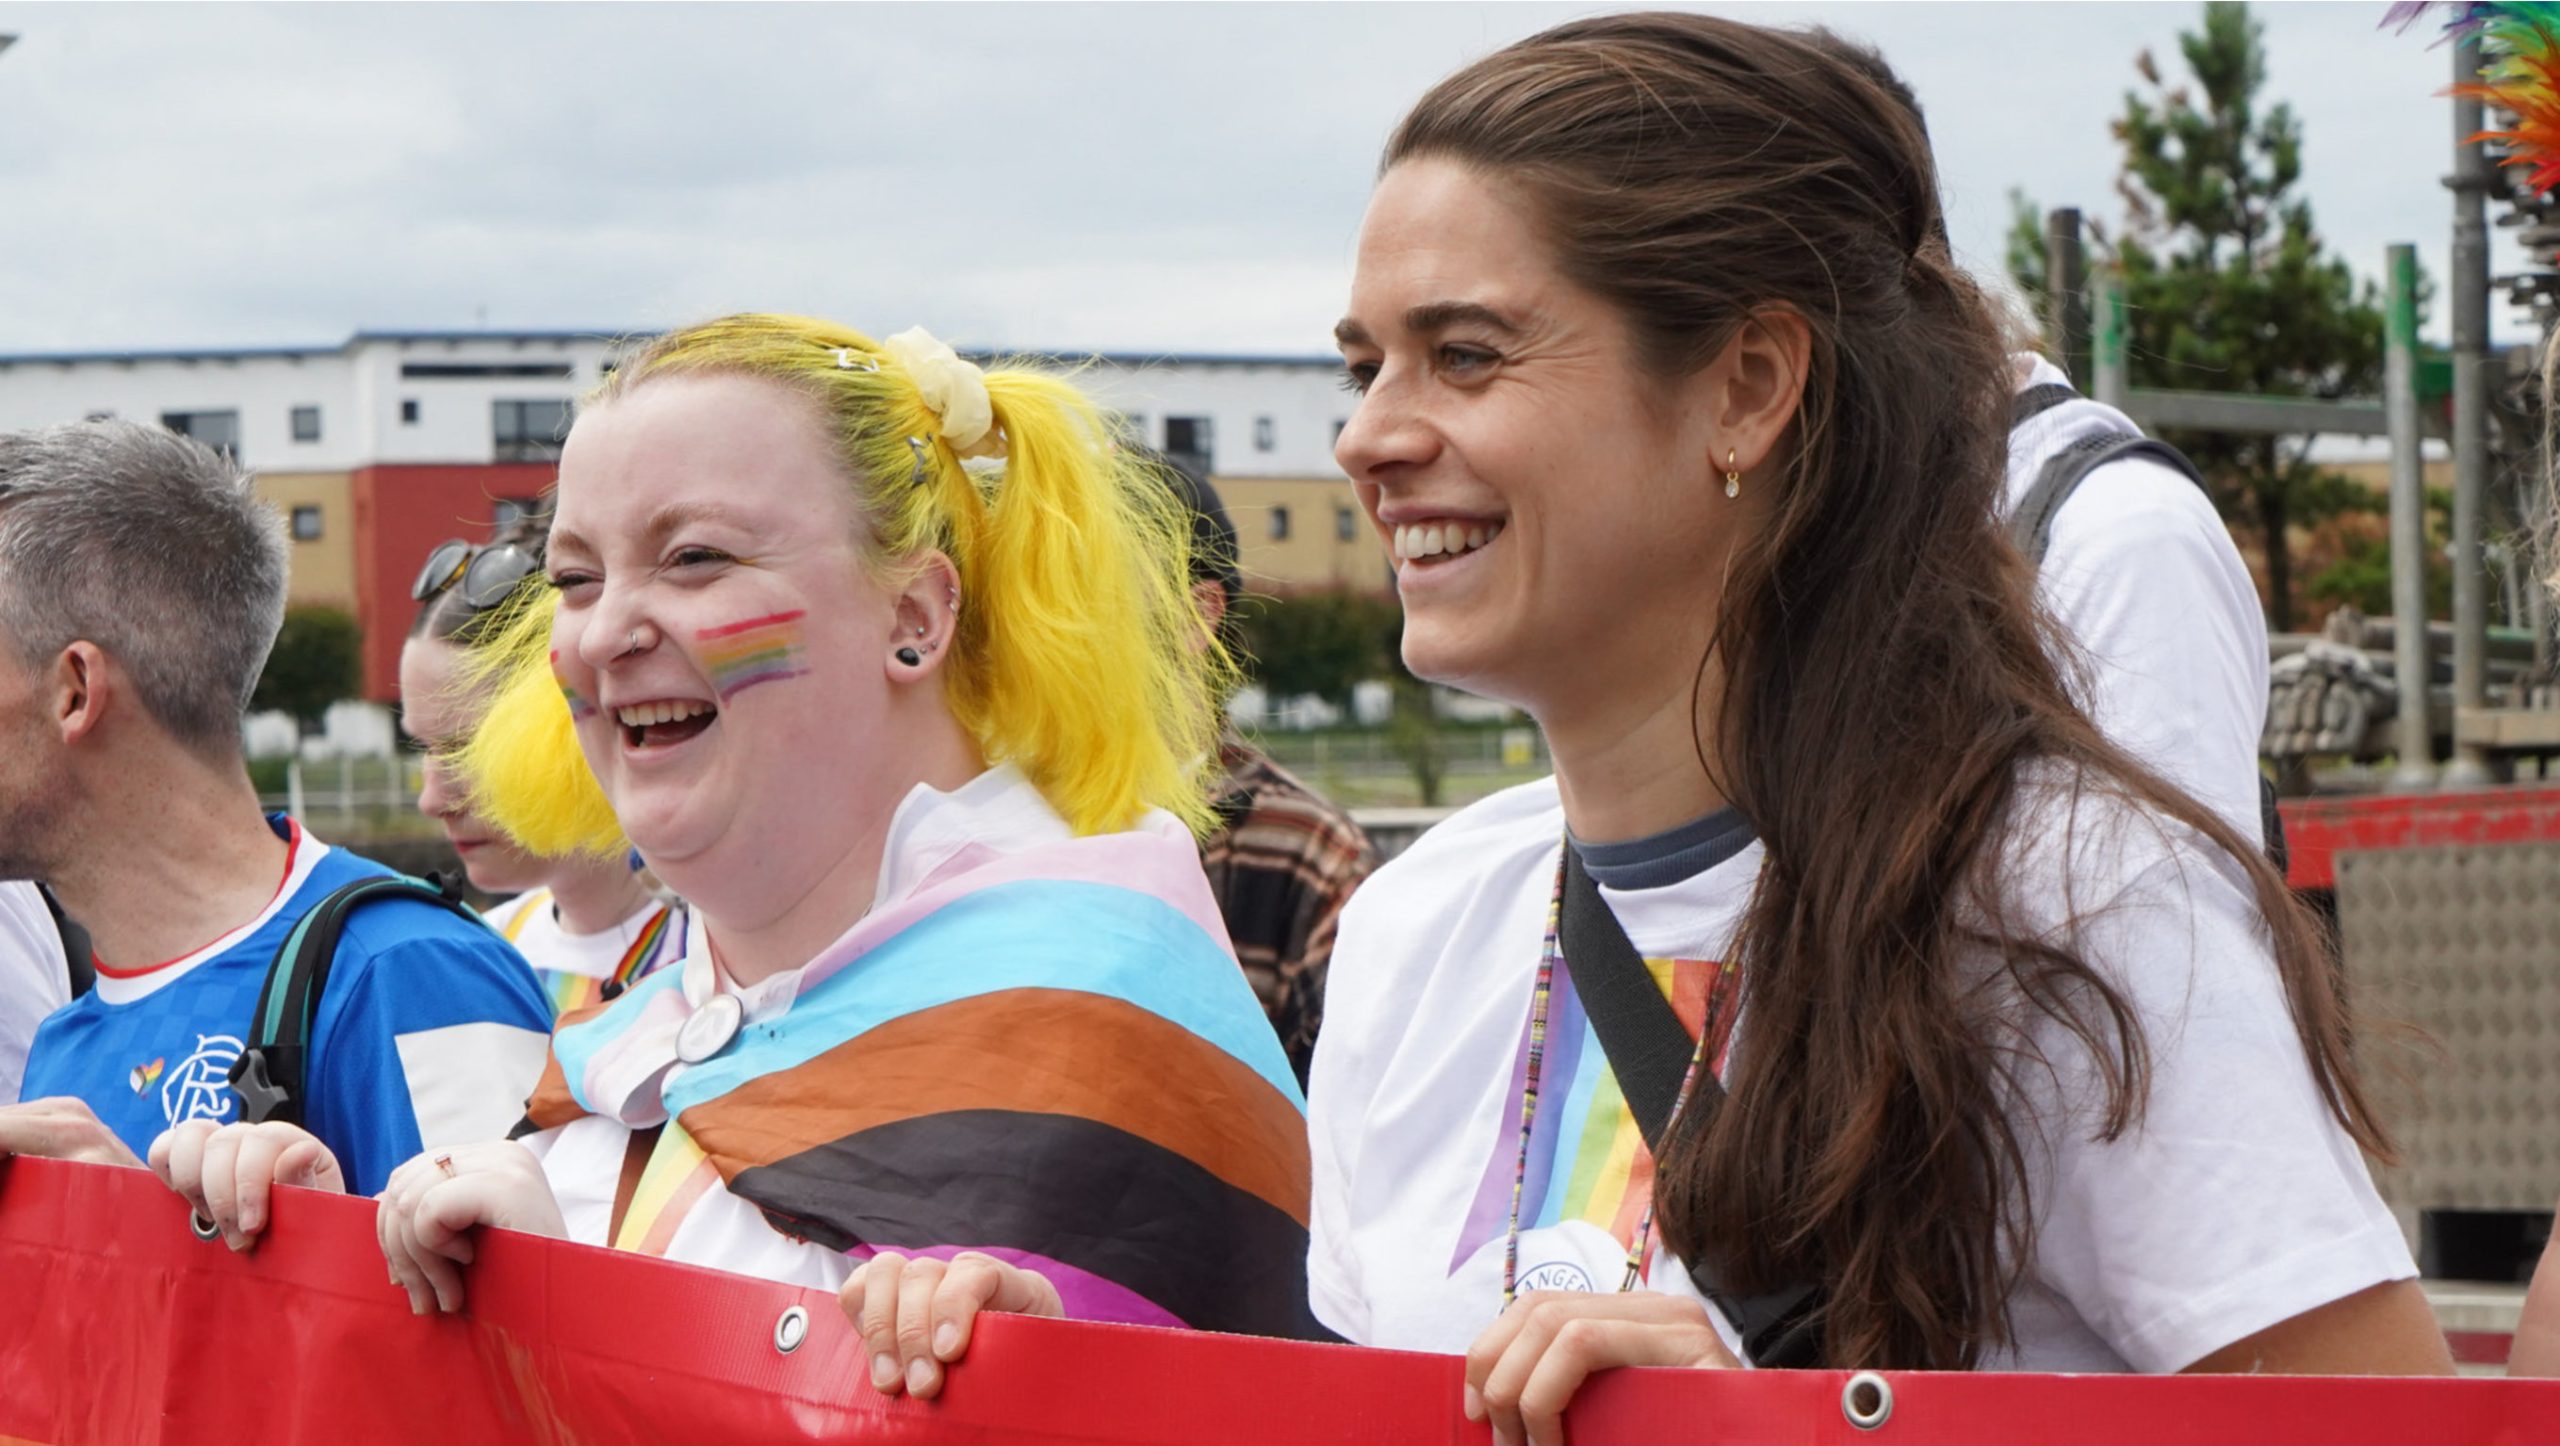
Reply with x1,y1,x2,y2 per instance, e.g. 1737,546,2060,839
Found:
482,891,660,980
2008,354,2271,845
0,881,72,1108
1307,775,2414,1372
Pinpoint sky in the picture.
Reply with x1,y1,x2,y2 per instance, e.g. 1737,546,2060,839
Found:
0,2,2531,360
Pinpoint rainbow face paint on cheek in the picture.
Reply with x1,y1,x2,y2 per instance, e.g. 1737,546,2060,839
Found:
696,609,812,700
552,649,599,720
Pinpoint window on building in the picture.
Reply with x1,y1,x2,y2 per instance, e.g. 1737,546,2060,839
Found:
493,399,573,463
160,410,241,462
290,505,324,542
1254,416,1276,452
1336,504,1358,542
1269,506,1292,542
290,405,321,443
1164,415,1214,474
492,496,545,530
401,361,574,380
400,398,421,425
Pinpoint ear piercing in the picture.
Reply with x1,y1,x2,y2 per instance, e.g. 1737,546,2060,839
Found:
1724,448,1742,500
896,622,929,669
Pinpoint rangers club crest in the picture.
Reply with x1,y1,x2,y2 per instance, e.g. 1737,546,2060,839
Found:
161,1034,243,1127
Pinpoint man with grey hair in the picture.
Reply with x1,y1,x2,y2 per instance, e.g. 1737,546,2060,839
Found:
0,421,551,1210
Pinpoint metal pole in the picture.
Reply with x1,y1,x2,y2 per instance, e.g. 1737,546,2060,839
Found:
2388,243,2438,790
2091,268,2131,410
2446,35,2497,787
2045,208,2090,391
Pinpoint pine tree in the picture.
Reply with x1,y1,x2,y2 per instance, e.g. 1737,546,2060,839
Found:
2011,1,2392,630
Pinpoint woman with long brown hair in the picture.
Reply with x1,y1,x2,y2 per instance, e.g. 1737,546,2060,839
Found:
1297,11,2451,1430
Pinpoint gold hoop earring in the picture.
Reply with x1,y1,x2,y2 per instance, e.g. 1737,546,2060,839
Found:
1724,448,1742,500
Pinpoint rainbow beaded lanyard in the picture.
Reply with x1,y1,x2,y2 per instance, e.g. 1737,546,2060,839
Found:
1500,844,1715,1306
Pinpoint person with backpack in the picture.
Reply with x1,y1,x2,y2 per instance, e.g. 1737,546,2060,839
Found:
1802,26,2278,861
2005,355,2277,855
0,421,553,1211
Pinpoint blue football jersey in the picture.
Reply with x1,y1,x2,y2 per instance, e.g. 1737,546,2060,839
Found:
21,818,552,1194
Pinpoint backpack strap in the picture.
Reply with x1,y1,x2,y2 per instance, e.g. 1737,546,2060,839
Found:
2009,433,2206,568
1559,848,1826,1368
228,871,482,1127
2003,422,2288,862
2010,381,2079,429
36,885,93,1001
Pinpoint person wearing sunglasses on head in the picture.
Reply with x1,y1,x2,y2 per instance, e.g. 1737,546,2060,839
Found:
0,421,553,1228
404,514,687,1019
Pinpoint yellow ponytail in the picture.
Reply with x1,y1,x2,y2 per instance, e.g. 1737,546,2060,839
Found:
457,313,1235,855
452,592,625,859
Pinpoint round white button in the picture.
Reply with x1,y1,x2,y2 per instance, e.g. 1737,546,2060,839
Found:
676,993,745,1064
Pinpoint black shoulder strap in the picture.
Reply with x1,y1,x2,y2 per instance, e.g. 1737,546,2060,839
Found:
229,870,481,1127
2009,434,2205,567
36,884,93,1001
1557,848,1825,1368
2011,381,2079,429
1559,852,1695,1147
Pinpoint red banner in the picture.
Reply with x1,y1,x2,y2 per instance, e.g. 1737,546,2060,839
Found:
1,1157,2552,1445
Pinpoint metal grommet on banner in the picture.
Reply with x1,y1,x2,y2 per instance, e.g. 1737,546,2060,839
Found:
188,1211,221,1244
773,1305,810,1354
1842,1371,1894,1431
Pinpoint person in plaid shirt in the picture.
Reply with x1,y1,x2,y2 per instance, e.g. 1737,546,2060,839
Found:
1163,460,1377,1082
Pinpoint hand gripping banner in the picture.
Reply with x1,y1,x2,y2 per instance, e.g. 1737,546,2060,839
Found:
1,1157,2553,1445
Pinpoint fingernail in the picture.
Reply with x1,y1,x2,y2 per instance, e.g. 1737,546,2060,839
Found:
225,1231,246,1253
933,1322,959,1358
906,1357,935,1398
871,1353,899,1391
1462,1383,1482,1421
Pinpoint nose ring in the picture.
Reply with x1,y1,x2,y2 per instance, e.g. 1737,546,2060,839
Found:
620,627,645,658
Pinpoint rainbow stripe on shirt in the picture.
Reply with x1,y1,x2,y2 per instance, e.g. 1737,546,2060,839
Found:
695,610,810,700
1450,952,1740,1280
614,1120,721,1257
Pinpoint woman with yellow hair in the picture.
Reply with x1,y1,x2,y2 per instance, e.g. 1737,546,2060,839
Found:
152,314,1313,1393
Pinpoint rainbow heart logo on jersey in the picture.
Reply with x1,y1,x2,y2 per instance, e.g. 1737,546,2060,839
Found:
129,1058,165,1094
